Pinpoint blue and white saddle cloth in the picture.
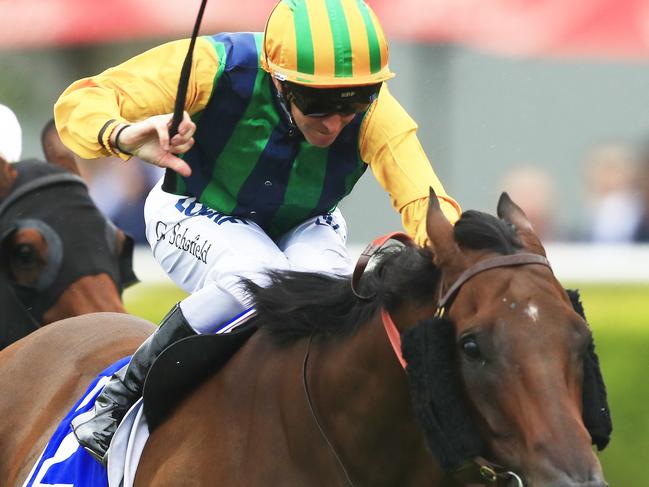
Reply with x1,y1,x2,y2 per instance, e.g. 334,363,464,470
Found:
23,357,148,487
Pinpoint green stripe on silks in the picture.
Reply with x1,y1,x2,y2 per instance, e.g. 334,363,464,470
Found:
205,36,228,90
269,143,329,235
293,0,315,76
326,0,353,78
356,0,382,74
203,38,280,213
282,0,300,8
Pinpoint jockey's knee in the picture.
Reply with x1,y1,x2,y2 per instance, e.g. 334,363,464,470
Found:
205,247,290,297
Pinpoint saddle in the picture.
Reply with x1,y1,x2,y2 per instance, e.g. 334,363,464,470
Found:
142,320,258,431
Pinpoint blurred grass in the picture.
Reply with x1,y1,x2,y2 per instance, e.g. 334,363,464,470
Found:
124,282,649,486
576,284,649,486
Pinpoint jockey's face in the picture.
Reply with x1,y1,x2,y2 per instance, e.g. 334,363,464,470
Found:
273,78,359,148
290,104,356,148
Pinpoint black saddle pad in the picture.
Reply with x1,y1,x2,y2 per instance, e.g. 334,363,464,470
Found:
143,321,258,431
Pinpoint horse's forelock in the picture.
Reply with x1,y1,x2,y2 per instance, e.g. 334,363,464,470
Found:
454,210,522,255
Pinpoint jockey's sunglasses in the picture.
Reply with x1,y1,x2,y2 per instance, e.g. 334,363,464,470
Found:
283,82,382,117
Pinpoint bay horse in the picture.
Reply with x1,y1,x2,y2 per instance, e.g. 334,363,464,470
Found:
0,157,136,349
0,191,610,486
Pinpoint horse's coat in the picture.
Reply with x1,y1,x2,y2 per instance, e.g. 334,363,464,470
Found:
0,192,609,487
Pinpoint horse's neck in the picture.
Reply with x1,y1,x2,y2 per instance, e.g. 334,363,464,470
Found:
310,313,441,486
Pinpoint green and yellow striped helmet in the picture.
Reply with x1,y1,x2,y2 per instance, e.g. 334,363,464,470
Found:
262,0,395,87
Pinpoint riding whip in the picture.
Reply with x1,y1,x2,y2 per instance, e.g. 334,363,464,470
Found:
169,0,209,138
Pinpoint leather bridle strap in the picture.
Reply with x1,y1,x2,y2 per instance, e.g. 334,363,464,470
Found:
351,232,414,300
437,253,552,316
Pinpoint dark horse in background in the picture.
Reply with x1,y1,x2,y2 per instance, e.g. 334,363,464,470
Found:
0,191,610,486
0,156,136,349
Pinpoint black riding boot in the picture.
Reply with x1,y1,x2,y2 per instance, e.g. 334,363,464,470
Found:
71,304,195,464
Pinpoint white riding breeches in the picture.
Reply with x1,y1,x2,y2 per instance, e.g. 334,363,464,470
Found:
143,179,352,333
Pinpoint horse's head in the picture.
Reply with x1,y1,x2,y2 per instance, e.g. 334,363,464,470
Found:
413,190,609,487
0,160,137,347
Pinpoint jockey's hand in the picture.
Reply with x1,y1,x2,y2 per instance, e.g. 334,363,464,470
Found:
110,112,195,177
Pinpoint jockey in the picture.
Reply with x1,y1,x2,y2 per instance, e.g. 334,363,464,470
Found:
54,0,461,463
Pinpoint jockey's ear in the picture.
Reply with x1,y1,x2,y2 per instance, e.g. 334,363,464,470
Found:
0,155,17,199
426,187,460,267
497,192,546,255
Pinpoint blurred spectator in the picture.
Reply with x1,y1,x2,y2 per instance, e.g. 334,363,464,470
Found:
500,164,558,241
82,158,163,244
41,118,80,175
583,143,643,243
0,104,22,163
633,142,649,242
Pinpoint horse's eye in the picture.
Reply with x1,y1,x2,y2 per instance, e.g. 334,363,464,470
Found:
461,336,482,361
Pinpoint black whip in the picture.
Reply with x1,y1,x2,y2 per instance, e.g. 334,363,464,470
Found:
169,0,209,138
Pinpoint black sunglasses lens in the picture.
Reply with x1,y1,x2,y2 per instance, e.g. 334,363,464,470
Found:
286,82,380,117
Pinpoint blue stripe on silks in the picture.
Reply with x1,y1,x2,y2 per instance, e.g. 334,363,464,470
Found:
230,122,300,233
315,113,367,215
182,33,260,199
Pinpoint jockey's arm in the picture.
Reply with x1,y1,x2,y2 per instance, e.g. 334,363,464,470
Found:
359,85,461,248
53,38,220,164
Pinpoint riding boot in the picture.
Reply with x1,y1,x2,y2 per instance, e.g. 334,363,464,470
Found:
70,304,195,464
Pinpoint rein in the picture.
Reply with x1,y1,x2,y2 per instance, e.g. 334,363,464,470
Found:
302,333,357,487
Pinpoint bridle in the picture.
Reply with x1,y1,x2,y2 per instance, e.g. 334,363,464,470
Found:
303,233,550,486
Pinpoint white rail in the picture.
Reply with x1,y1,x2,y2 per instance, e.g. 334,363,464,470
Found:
132,243,649,286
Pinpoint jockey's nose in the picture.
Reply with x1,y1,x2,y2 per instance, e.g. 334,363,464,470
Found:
320,113,353,133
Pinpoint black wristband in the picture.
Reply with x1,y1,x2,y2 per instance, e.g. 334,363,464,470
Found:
97,119,116,152
114,124,133,156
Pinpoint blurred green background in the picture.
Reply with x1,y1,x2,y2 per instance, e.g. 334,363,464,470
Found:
124,282,649,486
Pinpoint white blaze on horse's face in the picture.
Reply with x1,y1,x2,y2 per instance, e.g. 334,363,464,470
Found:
524,303,540,323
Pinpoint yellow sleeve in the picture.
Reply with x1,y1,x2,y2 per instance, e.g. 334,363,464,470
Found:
359,85,461,247
54,37,221,160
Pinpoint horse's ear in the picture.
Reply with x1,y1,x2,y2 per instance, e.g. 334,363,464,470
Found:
497,192,533,231
497,192,546,255
426,187,458,265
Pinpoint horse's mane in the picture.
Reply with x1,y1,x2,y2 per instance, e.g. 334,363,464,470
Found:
244,210,521,344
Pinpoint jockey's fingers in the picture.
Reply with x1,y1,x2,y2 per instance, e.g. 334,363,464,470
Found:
170,137,195,155
179,111,195,135
154,116,172,151
170,131,194,147
160,153,192,177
